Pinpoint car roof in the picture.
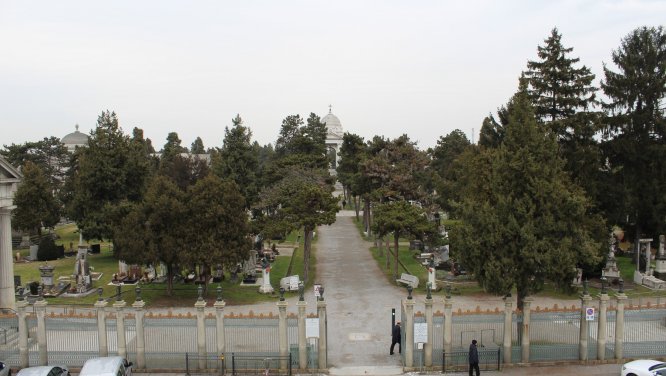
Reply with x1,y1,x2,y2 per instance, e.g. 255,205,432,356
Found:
626,359,666,369
80,357,126,376
16,366,67,376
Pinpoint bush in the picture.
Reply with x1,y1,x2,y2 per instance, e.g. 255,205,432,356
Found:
37,236,59,261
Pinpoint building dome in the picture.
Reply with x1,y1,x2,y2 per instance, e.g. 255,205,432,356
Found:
322,108,343,139
62,124,89,151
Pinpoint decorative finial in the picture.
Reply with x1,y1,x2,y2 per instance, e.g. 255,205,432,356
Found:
116,284,122,301
197,285,204,302
216,285,222,301
426,282,432,299
600,277,608,295
75,124,79,131
98,287,104,301
279,287,285,301
135,286,142,301
328,104,332,114
407,285,413,300
446,284,451,299
618,278,624,294
298,281,304,301
319,286,325,301
38,285,44,301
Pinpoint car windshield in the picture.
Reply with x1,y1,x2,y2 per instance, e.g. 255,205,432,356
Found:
649,363,666,371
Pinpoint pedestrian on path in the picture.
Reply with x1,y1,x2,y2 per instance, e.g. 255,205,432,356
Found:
390,322,401,355
469,339,480,376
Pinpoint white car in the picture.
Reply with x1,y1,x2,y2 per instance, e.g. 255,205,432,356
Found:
16,366,68,376
621,359,666,376
0,362,10,376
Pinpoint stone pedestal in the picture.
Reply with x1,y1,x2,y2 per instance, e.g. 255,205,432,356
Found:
404,298,415,368
503,298,513,364
214,299,226,374
297,300,307,370
521,298,533,363
95,299,109,356
278,300,288,370
579,293,592,361
113,300,127,359
133,299,146,369
195,298,207,370
424,297,433,367
597,293,609,360
317,299,327,370
35,299,48,366
259,267,274,294
615,293,627,359
443,296,452,356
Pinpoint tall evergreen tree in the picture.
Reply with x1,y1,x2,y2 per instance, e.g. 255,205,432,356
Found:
600,26,666,239
451,86,603,310
212,115,259,208
190,137,205,154
525,27,597,126
429,130,471,214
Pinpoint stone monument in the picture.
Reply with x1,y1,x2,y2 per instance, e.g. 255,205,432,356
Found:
259,257,274,294
427,259,437,290
602,233,621,280
73,247,92,293
655,235,666,280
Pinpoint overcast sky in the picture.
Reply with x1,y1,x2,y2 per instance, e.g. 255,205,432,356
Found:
1,1,664,151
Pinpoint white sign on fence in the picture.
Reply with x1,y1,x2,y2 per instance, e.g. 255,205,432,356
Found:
414,322,428,343
585,307,595,321
306,318,320,338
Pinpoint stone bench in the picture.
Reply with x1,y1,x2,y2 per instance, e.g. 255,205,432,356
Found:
396,273,419,288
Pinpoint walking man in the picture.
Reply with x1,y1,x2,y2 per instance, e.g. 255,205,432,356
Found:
469,339,480,376
390,322,401,355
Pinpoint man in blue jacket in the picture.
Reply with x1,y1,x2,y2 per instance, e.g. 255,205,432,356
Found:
469,339,479,376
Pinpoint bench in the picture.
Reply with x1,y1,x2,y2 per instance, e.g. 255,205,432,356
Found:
396,273,419,288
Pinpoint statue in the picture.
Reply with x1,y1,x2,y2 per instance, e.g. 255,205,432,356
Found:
74,247,92,293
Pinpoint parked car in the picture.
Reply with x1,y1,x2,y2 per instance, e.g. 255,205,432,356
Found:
16,366,69,376
621,359,666,376
80,356,132,376
0,361,10,376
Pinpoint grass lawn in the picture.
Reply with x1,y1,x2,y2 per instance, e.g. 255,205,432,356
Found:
12,224,317,307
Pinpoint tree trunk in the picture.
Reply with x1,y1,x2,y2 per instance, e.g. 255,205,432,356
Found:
303,226,313,282
393,231,400,281
363,198,371,235
517,285,527,312
386,237,391,272
166,263,174,296
377,236,383,257
354,196,360,220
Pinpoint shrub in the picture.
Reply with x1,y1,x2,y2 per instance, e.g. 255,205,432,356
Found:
37,236,59,261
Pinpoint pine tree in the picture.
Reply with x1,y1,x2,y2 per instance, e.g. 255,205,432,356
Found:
451,85,603,310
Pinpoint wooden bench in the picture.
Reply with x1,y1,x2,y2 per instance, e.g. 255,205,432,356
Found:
396,273,419,288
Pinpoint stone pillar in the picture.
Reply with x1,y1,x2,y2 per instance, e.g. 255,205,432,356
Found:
317,298,327,369
597,290,610,360
214,290,226,373
94,297,109,356
615,290,627,359
17,299,29,368
0,209,16,311
579,292,592,361
503,297,513,364
133,296,146,369
443,294,452,357
427,266,437,291
404,297,415,368
278,298,288,371
424,295,433,367
113,299,127,359
297,300,307,370
195,296,207,370
34,298,48,366
520,297,532,363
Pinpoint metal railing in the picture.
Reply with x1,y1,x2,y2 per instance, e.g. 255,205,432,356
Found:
442,348,501,373
231,353,292,376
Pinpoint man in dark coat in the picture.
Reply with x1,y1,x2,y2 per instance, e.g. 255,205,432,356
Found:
469,339,480,376
390,322,401,355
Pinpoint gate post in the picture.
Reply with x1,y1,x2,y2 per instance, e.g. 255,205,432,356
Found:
443,288,452,357
579,286,592,361
132,288,146,369
195,286,208,370
503,295,512,365
94,291,109,357
278,291,289,371
424,291,433,367
404,295,415,368
597,282,609,360
317,293,327,369
34,295,48,366
113,295,127,359
17,298,29,368
520,297,532,363
214,286,226,373
614,280,627,359
297,293,307,370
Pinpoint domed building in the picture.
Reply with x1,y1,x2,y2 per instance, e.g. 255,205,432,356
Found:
62,124,89,152
322,106,344,171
